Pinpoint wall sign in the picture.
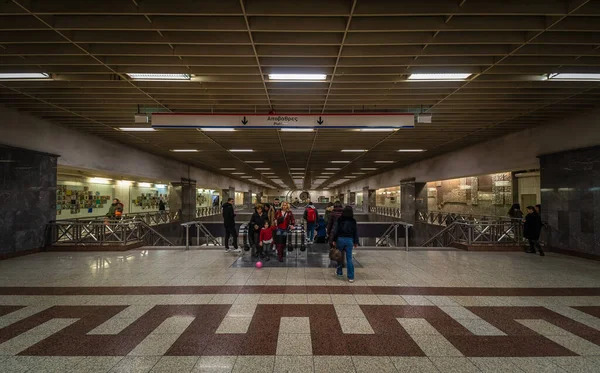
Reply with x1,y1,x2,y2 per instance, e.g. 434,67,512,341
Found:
151,113,415,129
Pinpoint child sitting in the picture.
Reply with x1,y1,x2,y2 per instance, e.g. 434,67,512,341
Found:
315,216,327,243
259,221,277,261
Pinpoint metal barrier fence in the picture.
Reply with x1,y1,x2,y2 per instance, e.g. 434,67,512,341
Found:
58,210,181,227
370,206,402,218
196,206,221,218
417,210,518,226
421,220,525,247
47,219,174,247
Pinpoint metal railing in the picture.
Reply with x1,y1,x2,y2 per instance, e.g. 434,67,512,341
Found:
370,206,402,218
421,220,525,247
369,221,413,251
58,210,180,227
417,210,517,226
47,219,174,247
196,206,221,218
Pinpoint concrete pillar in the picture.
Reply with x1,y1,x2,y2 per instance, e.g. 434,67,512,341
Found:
243,190,252,207
400,178,416,223
362,186,375,212
171,178,197,222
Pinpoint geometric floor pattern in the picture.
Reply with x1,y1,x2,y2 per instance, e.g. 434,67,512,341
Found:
0,249,599,372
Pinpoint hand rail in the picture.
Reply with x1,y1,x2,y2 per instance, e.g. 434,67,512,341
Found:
56,210,180,227
47,219,174,247
417,210,519,226
369,206,402,218
421,220,526,247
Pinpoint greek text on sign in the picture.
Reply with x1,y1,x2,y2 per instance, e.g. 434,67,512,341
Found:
151,113,415,129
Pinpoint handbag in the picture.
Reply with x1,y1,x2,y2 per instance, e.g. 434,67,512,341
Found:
329,246,343,262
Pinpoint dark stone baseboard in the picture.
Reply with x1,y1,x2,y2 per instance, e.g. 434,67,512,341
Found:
0,248,42,261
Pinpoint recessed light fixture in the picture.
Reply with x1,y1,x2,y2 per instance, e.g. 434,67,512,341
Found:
0,72,50,80
547,73,600,81
341,149,367,152
262,172,274,174
231,172,245,175
255,168,270,171
345,176,357,178
245,161,264,164
321,172,335,175
397,149,426,152
126,73,190,81
358,128,397,132
88,177,112,184
119,127,156,132
352,172,366,175
325,168,341,170
241,176,253,178
171,149,198,152
230,149,253,152
268,73,327,81
280,128,314,132
118,180,133,186
200,128,236,132
220,168,236,171
330,161,350,164
155,184,167,188
290,168,305,170
407,73,471,81
361,168,377,171
138,182,152,187
375,161,395,163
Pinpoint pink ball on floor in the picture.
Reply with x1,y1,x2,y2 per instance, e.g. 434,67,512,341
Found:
255,261,263,269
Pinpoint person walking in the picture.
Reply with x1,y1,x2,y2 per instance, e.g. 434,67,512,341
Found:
274,201,295,262
524,205,544,256
331,206,359,283
303,201,318,244
249,204,268,258
327,201,344,245
508,203,524,219
222,197,240,253
324,202,334,225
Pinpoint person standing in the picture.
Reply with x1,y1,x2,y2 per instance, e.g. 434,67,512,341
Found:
332,206,359,283
303,201,318,244
524,205,544,256
222,197,239,253
106,199,124,219
158,198,166,212
264,203,275,227
508,203,524,219
274,201,295,262
327,201,344,245
324,202,334,225
249,204,268,258
259,220,276,262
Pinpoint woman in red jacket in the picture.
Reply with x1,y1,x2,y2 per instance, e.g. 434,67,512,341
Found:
274,201,295,262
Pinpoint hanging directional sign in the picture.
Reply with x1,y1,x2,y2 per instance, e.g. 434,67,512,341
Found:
151,113,415,129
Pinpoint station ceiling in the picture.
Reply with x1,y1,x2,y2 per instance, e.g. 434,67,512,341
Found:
1,0,599,190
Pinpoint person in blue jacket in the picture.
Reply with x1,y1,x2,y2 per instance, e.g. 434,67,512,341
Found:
315,216,327,243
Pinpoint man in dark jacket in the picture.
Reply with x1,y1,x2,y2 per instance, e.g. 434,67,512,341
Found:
524,206,544,256
222,198,239,252
327,201,344,244
249,204,268,258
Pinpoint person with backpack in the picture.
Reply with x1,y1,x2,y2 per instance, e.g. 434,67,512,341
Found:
303,201,318,244
331,206,359,283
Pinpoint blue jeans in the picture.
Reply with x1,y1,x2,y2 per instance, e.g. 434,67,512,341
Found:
306,222,315,241
336,237,354,280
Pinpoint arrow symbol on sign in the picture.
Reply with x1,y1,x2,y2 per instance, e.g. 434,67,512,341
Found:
241,116,248,125
317,116,324,125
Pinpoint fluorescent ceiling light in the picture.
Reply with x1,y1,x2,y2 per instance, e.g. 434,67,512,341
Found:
262,172,274,174
118,180,133,186
290,168,305,170
255,168,270,171
325,168,341,170
200,128,236,132
241,176,253,178
548,73,600,81
119,127,155,132
408,73,471,81
352,172,366,175
138,182,152,187
341,149,367,152
268,73,326,81
231,172,245,175
155,184,167,188
126,73,190,81
220,168,236,171
358,128,397,132
346,176,357,178
0,72,50,79
245,161,264,164
330,161,350,163
280,128,314,132
230,149,253,152
361,168,377,171
88,177,112,184
171,149,198,152
321,172,335,175
397,149,426,152
375,161,395,163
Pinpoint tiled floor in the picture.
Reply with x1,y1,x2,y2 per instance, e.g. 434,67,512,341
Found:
0,249,599,372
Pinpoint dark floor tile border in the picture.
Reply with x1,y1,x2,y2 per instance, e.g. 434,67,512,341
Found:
1,286,599,296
